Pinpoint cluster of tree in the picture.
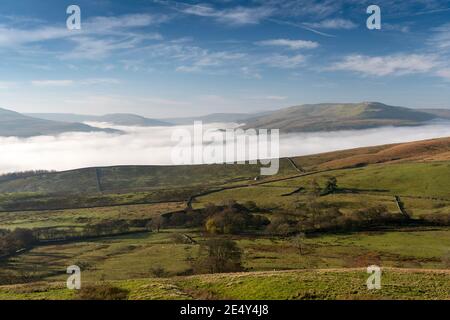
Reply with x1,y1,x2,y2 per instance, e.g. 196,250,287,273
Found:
36,218,152,241
419,213,450,226
204,201,269,235
152,200,268,235
191,239,243,274
309,177,339,197
0,229,36,257
84,218,151,235
267,205,406,235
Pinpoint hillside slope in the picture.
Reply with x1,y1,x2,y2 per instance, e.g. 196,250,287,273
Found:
291,137,450,170
0,137,448,194
242,102,437,132
0,108,120,137
418,108,450,120
0,160,298,194
0,268,448,300
163,111,273,125
27,113,170,127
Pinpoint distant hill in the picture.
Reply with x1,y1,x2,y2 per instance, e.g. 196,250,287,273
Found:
164,112,274,125
241,102,438,132
0,108,120,137
27,104,449,130
417,108,450,120
27,113,171,127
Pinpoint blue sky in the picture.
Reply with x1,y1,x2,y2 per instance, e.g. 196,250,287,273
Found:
0,0,450,117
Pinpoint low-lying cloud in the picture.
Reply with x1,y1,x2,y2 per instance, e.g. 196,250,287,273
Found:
0,121,449,174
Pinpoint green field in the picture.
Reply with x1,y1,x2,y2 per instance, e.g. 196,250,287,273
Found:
0,202,185,230
0,139,449,300
0,268,448,300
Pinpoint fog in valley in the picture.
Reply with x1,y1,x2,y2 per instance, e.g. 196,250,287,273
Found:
1,121,450,174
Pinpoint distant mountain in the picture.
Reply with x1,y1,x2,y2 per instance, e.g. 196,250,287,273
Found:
163,112,274,125
418,108,450,120
0,108,120,137
27,113,171,127
241,102,438,132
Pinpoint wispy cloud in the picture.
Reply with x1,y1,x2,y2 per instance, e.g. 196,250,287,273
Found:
436,68,450,80
241,66,262,79
174,49,246,73
172,2,274,26
0,13,166,61
31,80,74,87
429,23,450,51
329,54,438,76
256,38,319,50
263,54,306,69
0,81,17,90
305,18,357,30
31,78,120,87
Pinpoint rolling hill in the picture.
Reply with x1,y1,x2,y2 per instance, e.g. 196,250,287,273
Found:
27,113,170,127
418,108,450,120
163,112,274,125
23,103,450,131
291,137,450,170
0,137,448,195
241,102,439,132
0,108,120,137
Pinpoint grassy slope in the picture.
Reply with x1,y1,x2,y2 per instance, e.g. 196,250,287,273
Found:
0,159,297,194
263,162,450,198
0,202,185,230
291,137,450,170
242,102,436,133
0,268,448,300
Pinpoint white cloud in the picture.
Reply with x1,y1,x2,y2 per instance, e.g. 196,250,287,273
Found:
141,97,190,107
0,13,166,61
0,14,164,48
179,4,274,25
265,95,287,100
305,18,357,30
330,54,438,76
257,38,319,50
0,25,69,48
436,68,450,80
31,78,120,87
241,66,262,79
0,81,18,90
31,80,74,87
429,23,450,51
174,49,246,73
83,14,169,31
263,54,306,69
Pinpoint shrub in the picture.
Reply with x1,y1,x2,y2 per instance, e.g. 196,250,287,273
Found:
266,216,298,236
77,284,129,300
192,239,243,274
150,266,168,278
